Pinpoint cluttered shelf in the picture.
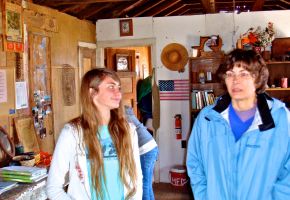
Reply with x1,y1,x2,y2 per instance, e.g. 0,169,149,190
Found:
266,61,290,64
266,88,290,91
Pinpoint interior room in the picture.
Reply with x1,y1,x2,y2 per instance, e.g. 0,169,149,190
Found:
0,0,289,199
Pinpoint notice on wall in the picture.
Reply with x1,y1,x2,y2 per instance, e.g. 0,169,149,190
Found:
15,81,28,109
0,69,8,103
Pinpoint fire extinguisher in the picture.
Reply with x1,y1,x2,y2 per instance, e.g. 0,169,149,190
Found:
174,114,182,140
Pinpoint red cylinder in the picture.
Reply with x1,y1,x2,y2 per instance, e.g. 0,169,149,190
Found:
169,166,188,188
174,114,182,129
174,114,182,139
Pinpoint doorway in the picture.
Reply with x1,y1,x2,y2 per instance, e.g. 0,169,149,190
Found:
104,46,152,117
97,38,159,182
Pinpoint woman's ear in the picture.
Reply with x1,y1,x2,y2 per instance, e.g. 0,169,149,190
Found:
89,88,96,97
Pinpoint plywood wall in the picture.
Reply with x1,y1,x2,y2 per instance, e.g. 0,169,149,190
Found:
24,2,96,141
0,1,96,146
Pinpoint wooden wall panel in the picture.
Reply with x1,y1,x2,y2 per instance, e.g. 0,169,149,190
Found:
23,2,95,143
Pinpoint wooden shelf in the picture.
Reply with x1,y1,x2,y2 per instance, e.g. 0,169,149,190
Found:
266,61,290,64
266,88,290,91
191,82,222,88
192,109,201,113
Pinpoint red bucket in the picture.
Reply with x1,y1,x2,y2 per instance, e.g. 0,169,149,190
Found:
169,166,188,188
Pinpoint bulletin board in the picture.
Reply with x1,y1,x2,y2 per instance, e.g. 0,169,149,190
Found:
29,33,54,152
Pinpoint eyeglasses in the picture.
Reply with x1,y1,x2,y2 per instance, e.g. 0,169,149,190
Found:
224,71,252,80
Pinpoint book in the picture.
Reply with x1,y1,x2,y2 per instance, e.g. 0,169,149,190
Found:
0,166,47,178
0,181,18,194
1,174,47,183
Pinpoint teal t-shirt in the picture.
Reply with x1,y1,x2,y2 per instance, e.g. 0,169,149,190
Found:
87,126,124,200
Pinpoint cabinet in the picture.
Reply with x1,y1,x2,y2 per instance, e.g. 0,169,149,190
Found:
265,61,290,107
189,55,225,114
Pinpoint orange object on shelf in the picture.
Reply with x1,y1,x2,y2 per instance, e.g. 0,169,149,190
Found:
35,151,52,167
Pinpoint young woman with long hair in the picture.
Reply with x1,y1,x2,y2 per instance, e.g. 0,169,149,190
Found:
46,68,142,200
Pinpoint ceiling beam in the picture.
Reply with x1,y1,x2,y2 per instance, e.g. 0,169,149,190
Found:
59,4,88,13
37,0,135,7
165,4,187,16
130,0,167,17
99,1,136,18
145,0,182,17
201,0,216,13
114,0,150,18
279,0,290,5
252,0,265,11
77,3,113,19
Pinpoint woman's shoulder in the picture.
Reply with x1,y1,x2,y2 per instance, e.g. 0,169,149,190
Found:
58,123,83,142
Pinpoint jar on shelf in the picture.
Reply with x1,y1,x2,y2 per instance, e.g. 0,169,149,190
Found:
199,70,205,84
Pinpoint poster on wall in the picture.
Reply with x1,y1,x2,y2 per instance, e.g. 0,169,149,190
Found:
0,69,7,103
2,1,23,52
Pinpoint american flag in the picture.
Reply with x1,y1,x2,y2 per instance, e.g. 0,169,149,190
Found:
158,80,190,100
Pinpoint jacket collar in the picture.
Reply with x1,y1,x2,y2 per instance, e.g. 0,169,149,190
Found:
213,93,275,131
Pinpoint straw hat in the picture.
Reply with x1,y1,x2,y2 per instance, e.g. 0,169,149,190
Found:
161,43,188,72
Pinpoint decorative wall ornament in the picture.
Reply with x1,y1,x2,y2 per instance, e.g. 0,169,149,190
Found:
116,54,131,71
61,64,76,106
24,9,58,32
161,43,188,72
15,52,23,80
119,19,133,37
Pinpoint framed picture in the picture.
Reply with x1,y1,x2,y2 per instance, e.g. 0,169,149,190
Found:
2,1,24,52
116,54,131,71
119,19,133,37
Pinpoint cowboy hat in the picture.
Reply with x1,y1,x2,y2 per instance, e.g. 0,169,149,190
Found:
161,43,188,72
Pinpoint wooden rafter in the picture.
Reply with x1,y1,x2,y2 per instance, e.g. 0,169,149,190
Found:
146,0,182,17
60,4,88,13
131,0,167,17
31,0,290,22
252,0,265,11
78,3,113,19
201,0,216,13
114,0,150,18
35,0,135,7
279,0,290,5
166,5,187,16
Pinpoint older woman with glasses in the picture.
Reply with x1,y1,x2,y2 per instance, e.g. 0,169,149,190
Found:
186,49,290,200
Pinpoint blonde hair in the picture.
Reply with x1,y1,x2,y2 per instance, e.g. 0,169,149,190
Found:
70,68,137,199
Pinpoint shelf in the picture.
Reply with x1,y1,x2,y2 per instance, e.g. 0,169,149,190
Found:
191,82,222,87
192,109,201,113
266,61,290,64
266,88,290,91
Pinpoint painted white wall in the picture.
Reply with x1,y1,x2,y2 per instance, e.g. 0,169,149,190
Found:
96,10,290,183
96,17,154,41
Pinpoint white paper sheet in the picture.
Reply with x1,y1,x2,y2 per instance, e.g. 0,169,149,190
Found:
0,70,7,103
15,81,28,109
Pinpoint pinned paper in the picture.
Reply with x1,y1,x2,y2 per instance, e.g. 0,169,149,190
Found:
0,70,7,103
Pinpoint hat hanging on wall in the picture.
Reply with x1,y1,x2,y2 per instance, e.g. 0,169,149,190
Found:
161,43,188,72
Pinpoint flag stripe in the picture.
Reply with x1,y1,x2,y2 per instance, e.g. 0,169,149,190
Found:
159,80,190,101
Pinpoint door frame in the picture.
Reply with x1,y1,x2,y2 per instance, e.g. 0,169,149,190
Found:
96,38,160,182
78,41,96,80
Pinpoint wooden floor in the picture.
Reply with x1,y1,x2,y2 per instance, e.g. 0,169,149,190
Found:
153,183,194,200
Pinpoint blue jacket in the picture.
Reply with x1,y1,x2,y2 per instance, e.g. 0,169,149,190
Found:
186,93,290,200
